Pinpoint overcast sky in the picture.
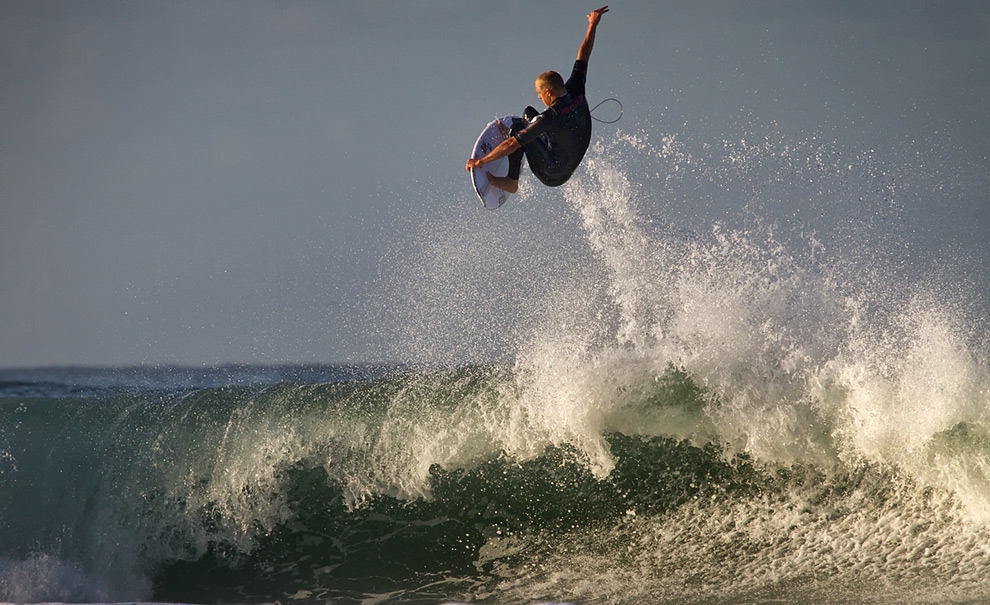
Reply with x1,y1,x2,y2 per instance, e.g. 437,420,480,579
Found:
1,0,988,367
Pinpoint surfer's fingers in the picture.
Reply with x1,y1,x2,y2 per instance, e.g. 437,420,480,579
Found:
590,6,608,19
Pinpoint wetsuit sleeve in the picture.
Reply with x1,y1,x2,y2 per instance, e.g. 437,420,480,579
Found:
513,113,550,148
566,60,588,97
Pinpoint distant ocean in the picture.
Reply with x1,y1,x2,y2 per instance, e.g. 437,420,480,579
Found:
3,130,989,604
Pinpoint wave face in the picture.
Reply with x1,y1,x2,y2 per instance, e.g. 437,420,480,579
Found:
2,129,989,604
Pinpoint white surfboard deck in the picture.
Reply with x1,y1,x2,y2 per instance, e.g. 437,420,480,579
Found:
470,115,520,210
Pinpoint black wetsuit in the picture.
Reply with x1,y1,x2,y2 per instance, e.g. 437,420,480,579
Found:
507,60,593,187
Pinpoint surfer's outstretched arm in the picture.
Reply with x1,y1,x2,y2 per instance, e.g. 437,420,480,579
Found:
465,137,521,172
577,6,609,63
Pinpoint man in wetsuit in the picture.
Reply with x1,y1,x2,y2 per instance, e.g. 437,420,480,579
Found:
466,6,609,193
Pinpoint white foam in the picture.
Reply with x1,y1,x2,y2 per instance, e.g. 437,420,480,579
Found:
0,554,130,604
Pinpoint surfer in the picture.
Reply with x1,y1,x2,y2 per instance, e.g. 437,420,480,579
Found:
466,5,609,193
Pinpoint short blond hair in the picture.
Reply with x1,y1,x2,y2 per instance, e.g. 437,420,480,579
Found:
535,70,565,93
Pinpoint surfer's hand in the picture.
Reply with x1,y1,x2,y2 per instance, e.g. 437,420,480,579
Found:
588,5,608,26
466,157,483,171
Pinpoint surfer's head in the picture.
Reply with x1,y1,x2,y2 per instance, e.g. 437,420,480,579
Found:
535,70,565,106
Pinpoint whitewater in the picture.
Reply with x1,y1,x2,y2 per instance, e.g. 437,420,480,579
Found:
1,127,989,604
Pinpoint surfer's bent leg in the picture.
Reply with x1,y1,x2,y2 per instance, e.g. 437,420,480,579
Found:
521,136,561,186
498,107,543,188
514,105,571,186
506,110,536,181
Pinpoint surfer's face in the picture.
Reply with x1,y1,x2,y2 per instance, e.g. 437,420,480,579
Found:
536,84,553,107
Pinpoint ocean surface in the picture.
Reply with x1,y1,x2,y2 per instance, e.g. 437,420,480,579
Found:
2,129,989,604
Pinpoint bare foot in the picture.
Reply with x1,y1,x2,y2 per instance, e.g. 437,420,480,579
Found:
486,172,518,193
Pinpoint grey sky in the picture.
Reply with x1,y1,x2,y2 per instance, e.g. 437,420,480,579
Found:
1,1,987,367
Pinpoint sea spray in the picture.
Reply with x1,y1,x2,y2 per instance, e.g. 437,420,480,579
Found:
545,128,987,470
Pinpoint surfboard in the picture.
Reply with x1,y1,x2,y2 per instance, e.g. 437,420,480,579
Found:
470,115,520,210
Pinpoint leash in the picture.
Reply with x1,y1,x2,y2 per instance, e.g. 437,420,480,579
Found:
590,97,623,124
